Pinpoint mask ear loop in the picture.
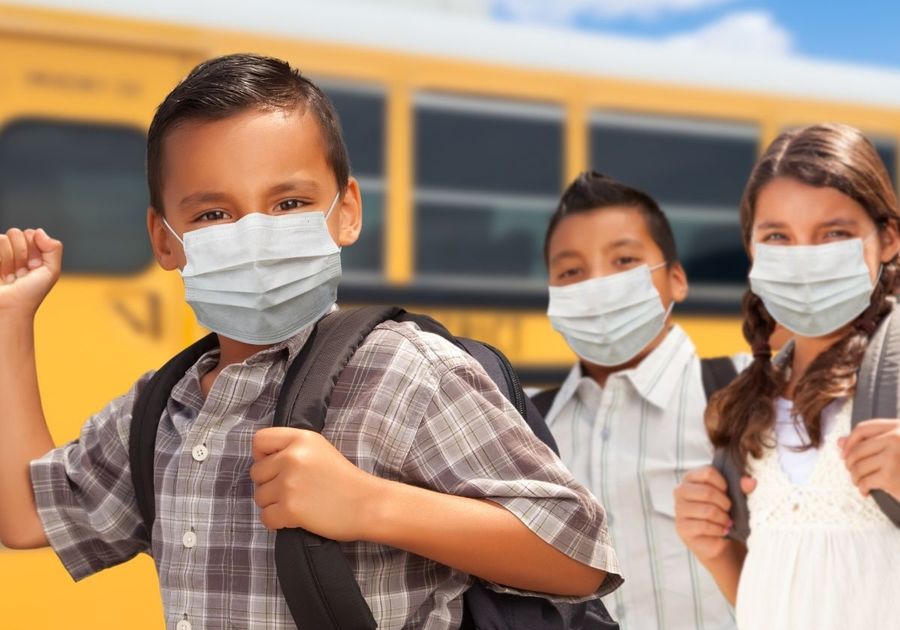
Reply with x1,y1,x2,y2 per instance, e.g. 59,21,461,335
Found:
324,190,342,221
161,216,185,246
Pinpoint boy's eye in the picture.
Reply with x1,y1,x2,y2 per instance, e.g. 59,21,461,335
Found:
197,210,229,222
557,268,581,280
276,199,308,212
823,229,853,240
761,232,788,243
614,256,639,267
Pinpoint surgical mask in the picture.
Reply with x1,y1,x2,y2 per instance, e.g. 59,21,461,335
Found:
749,233,878,337
548,263,672,367
163,193,342,344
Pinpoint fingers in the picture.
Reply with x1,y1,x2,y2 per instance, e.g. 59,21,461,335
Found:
260,503,288,531
0,233,12,283
677,480,731,512
844,435,886,470
32,228,63,276
0,228,63,284
252,427,301,461
856,468,889,497
849,454,886,494
740,476,757,495
677,495,731,529
249,453,281,485
680,518,730,539
6,228,28,279
253,479,279,509
23,229,42,270
841,420,899,456
683,466,728,492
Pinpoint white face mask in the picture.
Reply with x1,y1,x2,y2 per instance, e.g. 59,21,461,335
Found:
163,193,342,344
749,233,878,337
548,263,671,367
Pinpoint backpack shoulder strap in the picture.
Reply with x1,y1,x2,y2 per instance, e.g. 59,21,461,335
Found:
531,387,561,418
853,303,900,527
701,356,750,544
273,305,402,630
129,333,219,539
700,356,739,401
396,311,561,455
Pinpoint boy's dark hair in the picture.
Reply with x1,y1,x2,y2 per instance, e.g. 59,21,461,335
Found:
544,170,679,265
147,53,349,213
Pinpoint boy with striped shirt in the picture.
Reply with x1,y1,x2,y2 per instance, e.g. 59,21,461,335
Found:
539,172,748,630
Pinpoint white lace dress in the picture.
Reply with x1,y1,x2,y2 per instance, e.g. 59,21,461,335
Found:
735,398,900,630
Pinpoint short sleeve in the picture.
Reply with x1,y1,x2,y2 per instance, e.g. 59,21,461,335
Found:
29,372,154,581
401,354,622,599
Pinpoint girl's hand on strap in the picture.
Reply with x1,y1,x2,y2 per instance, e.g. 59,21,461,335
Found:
674,466,756,562
840,419,900,501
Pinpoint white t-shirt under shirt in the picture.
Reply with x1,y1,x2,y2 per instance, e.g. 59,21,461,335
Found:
737,397,900,630
772,396,841,486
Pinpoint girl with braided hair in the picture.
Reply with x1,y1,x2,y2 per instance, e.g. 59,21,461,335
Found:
673,123,900,630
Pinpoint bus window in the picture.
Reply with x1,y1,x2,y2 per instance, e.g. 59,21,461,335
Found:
591,113,758,310
0,119,151,274
414,93,562,288
321,84,385,279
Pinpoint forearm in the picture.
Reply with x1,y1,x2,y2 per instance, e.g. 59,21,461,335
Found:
0,317,53,548
364,478,606,596
699,541,746,605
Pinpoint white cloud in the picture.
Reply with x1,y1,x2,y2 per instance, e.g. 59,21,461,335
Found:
493,0,734,22
663,10,792,56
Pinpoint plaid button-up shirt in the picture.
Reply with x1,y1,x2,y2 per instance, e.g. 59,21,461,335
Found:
31,319,621,629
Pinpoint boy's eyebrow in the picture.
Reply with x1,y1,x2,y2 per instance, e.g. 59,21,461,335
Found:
177,180,323,210
607,237,644,249
179,191,230,210
755,220,787,230
267,179,322,197
548,250,581,266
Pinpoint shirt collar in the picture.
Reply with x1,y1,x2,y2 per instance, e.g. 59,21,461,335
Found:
623,324,696,409
549,324,697,416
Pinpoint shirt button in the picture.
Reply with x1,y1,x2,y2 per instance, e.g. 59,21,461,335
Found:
176,620,192,630
182,530,197,549
191,444,209,462
601,427,611,441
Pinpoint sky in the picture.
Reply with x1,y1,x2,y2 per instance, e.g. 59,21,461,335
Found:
490,0,900,70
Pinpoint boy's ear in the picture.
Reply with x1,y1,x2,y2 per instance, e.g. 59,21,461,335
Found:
335,177,363,248
146,207,183,271
879,223,900,263
668,261,689,303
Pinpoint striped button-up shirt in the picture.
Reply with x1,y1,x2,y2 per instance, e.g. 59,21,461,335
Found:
31,318,621,630
546,325,748,630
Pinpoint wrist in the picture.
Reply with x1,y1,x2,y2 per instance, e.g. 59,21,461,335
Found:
0,312,36,340
358,475,410,545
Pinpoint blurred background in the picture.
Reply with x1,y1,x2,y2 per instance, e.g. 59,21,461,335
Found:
2,0,900,626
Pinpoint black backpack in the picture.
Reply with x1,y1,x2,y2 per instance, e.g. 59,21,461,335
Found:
129,306,618,630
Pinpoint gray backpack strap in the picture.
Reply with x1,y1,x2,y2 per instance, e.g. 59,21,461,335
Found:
712,449,751,545
705,357,750,545
852,304,900,527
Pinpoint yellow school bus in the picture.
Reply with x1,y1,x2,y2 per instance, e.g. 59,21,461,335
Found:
2,2,900,627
